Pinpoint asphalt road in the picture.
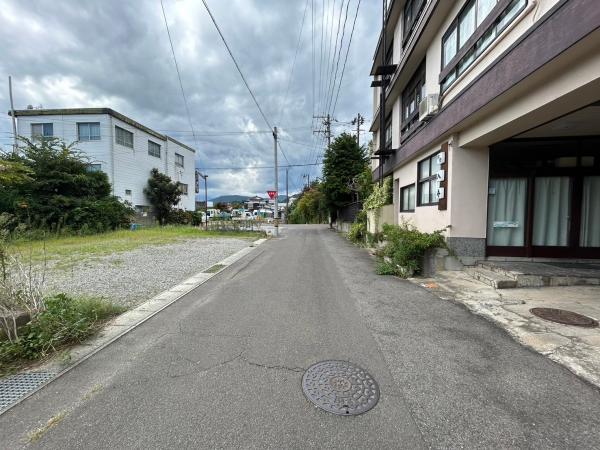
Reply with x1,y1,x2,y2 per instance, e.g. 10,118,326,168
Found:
1,225,600,449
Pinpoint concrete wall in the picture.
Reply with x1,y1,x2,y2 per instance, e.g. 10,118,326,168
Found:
367,204,395,234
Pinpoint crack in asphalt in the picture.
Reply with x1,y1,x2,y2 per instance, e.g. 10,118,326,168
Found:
240,356,306,373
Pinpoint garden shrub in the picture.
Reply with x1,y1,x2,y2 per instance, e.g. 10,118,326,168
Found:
377,223,446,277
347,222,366,244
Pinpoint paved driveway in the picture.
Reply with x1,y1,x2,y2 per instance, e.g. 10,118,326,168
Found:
1,225,599,449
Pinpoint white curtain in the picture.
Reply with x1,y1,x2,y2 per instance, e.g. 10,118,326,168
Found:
580,176,600,248
487,178,527,246
533,177,571,246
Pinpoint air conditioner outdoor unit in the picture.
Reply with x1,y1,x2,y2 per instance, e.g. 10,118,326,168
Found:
419,94,439,122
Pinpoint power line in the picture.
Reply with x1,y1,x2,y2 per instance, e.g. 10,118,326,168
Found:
201,0,272,131
159,0,199,151
331,0,361,118
200,162,322,171
277,0,310,126
325,0,351,115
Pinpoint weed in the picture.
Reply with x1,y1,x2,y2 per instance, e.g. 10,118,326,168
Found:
27,411,67,443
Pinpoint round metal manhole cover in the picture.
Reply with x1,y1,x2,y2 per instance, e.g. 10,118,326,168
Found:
301,360,380,416
530,308,599,327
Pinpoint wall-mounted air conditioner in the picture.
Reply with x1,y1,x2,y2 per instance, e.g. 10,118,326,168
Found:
419,94,439,122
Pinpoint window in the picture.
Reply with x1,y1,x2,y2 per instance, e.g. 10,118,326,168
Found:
417,152,442,206
86,164,102,173
400,184,416,212
125,189,132,195
384,115,393,150
383,39,394,86
178,183,189,195
175,153,184,168
148,140,161,158
115,126,133,148
401,61,426,135
441,0,527,92
403,0,426,45
77,122,101,141
31,123,53,139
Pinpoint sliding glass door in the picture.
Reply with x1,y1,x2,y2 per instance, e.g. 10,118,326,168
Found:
532,177,572,247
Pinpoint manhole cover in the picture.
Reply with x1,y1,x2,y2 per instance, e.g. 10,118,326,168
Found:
301,360,380,416
0,372,56,411
530,308,599,327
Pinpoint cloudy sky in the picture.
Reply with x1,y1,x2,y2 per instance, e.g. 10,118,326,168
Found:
0,0,379,199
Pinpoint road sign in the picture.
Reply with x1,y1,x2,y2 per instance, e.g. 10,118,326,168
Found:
267,190,277,200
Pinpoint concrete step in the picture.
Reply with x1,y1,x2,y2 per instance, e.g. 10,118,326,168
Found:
466,267,518,289
476,262,519,280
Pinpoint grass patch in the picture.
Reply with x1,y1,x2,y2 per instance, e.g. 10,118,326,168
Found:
0,294,124,376
203,264,226,273
8,226,264,263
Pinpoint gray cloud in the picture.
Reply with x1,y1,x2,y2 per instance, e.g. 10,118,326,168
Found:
0,0,378,197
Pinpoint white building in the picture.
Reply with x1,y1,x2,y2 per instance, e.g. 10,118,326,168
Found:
12,108,196,212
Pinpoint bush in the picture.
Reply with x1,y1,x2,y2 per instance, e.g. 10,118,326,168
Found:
167,209,193,225
0,294,123,363
347,222,366,244
190,211,204,226
377,223,446,277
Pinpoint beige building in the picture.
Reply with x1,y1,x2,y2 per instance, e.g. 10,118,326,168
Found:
370,0,600,262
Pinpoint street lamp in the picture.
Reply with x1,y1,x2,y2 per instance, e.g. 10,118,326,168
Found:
197,171,208,230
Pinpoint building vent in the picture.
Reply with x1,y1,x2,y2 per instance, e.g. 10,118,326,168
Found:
419,94,439,122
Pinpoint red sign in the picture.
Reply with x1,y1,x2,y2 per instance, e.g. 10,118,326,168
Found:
267,190,277,200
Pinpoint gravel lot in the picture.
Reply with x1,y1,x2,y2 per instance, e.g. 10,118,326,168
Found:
43,238,252,308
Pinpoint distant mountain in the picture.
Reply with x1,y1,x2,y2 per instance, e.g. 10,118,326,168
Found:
210,195,250,203
207,194,290,204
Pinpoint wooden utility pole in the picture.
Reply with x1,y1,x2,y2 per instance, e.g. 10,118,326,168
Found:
8,76,17,154
285,168,289,224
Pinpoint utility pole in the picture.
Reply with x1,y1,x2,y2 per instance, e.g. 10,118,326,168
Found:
351,113,365,147
273,126,279,237
8,76,17,154
285,168,289,224
303,173,311,190
197,171,208,230
313,114,332,149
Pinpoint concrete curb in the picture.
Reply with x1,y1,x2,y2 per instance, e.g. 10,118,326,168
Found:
0,238,268,416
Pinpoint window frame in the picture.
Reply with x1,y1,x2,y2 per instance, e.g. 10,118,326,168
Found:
86,163,102,173
115,125,134,148
31,123,53,139
417,151,442,207
178,183,189,195
148,140,161,158
77,122,101,141
400,183,416,212
440,0,527,92
384,114,393,151
402,0,426,46
401,60,426,136
175,153,184,168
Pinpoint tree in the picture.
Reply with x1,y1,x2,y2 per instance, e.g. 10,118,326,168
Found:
0,138,133,232
321,133,368,224
0,159,32,187
144,168,182,225
288,181,328,224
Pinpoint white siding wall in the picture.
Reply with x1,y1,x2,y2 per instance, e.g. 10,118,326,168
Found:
16,113,112,180
16,113,196,211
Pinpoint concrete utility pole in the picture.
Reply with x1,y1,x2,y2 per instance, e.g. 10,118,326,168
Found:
8,76,17,154
351,113,365,147
197,171,209,230
303,173,311,190
273,126,279,237
313,114,332,149
285,168,289,224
